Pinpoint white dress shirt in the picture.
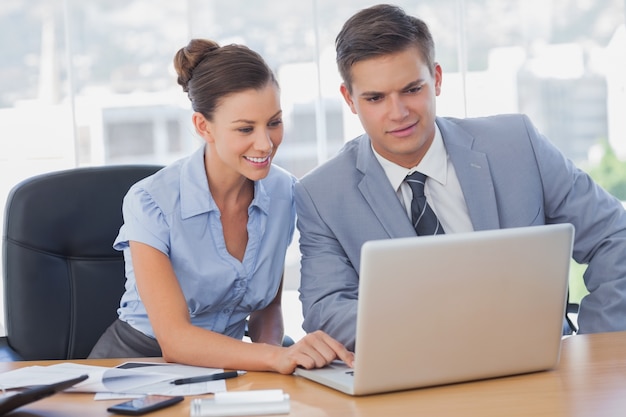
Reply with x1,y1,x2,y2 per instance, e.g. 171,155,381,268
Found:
373,125,474,233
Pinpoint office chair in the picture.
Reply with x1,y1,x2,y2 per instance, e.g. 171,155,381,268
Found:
0,165,163,361
565,291,580,335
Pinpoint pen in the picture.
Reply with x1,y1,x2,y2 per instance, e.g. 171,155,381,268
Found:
171,370,246,385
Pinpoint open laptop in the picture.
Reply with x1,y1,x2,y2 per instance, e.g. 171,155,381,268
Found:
294,223,574,395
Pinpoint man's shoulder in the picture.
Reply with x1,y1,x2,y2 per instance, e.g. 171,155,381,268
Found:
440,113,531,134
440,113,528,126
300,135,364,184
438,114,539,153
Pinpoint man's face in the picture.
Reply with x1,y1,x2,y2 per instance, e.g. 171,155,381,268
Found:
340,46,442,168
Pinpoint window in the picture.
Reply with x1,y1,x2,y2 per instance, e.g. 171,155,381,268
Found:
1,1,624,336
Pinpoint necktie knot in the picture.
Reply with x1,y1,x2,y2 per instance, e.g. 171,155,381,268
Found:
405,171,445,236
405,171,427,197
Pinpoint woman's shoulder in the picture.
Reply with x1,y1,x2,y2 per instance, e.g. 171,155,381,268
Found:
125,156,188,214
134,159,183,191
254,165,296,206
265,164,297,188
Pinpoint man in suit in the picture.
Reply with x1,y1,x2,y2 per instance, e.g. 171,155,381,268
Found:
295,4,626,351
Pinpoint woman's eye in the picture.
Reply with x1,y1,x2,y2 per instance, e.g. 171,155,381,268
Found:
269,119,283,128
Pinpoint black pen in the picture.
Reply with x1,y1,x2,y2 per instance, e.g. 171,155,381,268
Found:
171,370,246,385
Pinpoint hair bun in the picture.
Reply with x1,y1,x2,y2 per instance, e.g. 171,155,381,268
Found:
173,39,220,92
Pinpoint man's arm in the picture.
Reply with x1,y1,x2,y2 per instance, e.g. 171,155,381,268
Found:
524,115,626,333
295,182,359,351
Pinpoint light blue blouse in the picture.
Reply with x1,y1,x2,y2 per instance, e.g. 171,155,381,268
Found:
114,144,296,340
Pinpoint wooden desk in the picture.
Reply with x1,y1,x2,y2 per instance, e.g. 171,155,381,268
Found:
1,331,626,416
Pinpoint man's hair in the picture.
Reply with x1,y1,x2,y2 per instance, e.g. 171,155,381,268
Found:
335,4,436,93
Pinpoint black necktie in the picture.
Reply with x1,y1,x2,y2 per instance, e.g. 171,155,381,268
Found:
405,171,445,235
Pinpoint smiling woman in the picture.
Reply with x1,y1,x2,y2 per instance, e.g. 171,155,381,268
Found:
86,37,354,374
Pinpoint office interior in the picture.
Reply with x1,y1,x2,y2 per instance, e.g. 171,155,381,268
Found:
0,0,625,342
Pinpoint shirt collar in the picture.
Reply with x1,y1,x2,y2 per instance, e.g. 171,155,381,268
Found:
373,124,448,191
180,144,270,219
180,144,214,219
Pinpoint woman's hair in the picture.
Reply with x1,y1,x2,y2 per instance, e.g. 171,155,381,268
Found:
335,4,436,93
173,39,278,120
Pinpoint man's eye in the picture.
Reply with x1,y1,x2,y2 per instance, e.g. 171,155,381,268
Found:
365,96,382,102
406,86,422,94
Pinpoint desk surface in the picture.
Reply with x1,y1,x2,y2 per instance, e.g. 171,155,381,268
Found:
1,331,626,416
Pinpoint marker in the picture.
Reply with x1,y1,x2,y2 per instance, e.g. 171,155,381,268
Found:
171,370,247,385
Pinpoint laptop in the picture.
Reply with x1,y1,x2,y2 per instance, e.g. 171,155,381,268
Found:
294,223,574,395
0,374,88,415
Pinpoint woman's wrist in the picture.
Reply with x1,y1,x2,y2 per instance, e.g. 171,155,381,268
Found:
255,342,286,373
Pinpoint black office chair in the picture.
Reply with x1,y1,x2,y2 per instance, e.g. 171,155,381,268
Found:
0,165,162,361
565,290,579,335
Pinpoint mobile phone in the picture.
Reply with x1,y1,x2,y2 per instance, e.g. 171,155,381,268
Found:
107,395,184,415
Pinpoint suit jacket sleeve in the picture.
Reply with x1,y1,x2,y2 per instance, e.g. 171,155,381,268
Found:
522,115,626,333
295,181,359,350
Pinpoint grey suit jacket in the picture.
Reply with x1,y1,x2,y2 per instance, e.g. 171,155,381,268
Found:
295,114,626,350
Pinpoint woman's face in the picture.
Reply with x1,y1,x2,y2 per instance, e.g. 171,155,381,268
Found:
199,82,283,182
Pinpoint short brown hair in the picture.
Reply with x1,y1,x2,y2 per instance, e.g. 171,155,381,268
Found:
173,39,277,120
336,4,436,93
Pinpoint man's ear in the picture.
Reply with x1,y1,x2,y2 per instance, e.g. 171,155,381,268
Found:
192,112,214,143
340,84,357,115
434,63,443,97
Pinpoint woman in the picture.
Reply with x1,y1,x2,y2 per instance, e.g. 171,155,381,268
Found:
89,39,353,374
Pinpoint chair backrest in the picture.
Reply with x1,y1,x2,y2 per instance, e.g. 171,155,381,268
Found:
2,165,162,360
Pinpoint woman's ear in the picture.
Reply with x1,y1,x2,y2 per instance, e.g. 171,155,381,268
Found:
192,112,214,143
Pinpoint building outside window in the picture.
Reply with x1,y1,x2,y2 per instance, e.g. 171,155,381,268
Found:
1,0,624,338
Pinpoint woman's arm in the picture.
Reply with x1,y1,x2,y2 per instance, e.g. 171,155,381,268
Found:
131,241,354,374
247,276,285,346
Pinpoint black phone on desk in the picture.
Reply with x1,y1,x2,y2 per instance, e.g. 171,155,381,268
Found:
107,394,184,415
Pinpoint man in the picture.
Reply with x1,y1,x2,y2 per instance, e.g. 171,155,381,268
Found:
295,4,626,351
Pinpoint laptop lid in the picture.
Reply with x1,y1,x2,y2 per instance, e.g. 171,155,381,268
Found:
295,223,574,396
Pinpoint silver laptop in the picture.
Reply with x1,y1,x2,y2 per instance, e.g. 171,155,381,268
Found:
294,223,574,395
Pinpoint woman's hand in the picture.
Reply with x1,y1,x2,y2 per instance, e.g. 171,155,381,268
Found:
272,330,354,375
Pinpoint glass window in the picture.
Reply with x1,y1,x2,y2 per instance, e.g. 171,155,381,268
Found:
1,0,624,337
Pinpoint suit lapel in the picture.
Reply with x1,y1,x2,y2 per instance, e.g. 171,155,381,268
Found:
355,136,416,239
437,118,500,231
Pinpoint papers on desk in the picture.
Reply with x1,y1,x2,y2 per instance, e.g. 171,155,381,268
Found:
0,362,227,397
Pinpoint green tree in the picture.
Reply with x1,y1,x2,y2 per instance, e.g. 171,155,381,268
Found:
588,140,626,201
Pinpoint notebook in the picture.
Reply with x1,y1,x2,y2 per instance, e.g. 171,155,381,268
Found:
0,374,88,415
294,223,574,396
